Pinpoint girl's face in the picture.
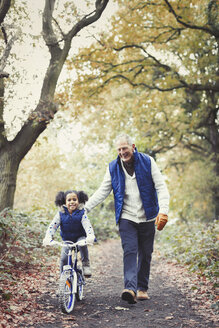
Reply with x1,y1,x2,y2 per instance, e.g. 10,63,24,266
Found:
65,193,79,214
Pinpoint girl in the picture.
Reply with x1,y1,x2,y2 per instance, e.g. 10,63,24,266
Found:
43,189,95,277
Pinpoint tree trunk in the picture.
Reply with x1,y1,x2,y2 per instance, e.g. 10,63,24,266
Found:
0,148,19,211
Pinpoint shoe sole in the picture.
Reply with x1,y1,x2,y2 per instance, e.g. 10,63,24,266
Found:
122,291,137,304
137,296,150,301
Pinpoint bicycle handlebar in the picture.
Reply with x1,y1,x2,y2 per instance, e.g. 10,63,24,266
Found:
50,239,92,248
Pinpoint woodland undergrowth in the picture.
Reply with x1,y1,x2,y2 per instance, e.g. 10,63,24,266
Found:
0,208,218,312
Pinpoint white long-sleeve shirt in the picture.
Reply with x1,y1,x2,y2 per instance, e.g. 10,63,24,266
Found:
85,156,170,224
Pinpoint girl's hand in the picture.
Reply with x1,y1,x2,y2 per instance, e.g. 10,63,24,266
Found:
43,235,53,246
86,235,96,244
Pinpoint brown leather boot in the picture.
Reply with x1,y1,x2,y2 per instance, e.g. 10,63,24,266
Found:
137,290,150,300
121,289,137,304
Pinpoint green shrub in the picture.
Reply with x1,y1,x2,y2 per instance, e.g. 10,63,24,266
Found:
0,207,53,280
88,203,119,241
155,219,219,281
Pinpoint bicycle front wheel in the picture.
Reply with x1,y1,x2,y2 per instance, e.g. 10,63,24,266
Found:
59,271,76,314
76,270,84,301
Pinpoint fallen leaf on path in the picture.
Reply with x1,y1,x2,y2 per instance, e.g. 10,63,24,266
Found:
165,315,174,320
115,306,129,311
63,316,76,322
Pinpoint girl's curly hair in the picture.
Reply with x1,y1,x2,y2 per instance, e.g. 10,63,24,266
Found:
55,190,88,207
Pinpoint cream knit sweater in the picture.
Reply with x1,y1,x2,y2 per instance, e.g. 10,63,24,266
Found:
85,156,169,224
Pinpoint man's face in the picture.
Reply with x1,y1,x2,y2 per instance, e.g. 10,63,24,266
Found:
116,139,135,163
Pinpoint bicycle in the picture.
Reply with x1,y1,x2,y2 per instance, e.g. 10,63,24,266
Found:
50,239,91,314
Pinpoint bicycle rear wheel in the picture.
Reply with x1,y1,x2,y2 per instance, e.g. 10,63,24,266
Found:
76,270,84,301
59,271,76,314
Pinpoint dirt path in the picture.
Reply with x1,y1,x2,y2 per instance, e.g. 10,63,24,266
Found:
21,239,217,328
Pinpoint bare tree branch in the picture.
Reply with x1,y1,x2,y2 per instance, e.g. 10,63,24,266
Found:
0,30,19,72
86,73,186,96
1,26,7,44
66,0,109,43
0,0,11,25
164,0,218,37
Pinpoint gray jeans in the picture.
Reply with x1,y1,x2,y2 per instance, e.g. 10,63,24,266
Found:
60,238,89,273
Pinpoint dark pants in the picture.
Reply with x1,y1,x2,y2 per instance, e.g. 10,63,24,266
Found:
119,219,155,294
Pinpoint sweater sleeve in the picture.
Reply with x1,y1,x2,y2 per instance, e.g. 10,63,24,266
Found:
44,211,60,239
85,167,112,212
150,156,170,215
81,211,95,237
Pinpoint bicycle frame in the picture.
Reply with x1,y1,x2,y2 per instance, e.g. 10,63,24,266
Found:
62,243,80,294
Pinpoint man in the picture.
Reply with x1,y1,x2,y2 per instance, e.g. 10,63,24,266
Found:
85,134,170,304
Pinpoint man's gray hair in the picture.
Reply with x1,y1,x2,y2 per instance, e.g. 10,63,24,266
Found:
114,134,134,146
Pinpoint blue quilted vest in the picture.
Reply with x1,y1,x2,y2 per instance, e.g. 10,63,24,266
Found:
109,148,159,223
60,207,86,242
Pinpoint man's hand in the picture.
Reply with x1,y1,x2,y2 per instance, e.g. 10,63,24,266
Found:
155,214,168,231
